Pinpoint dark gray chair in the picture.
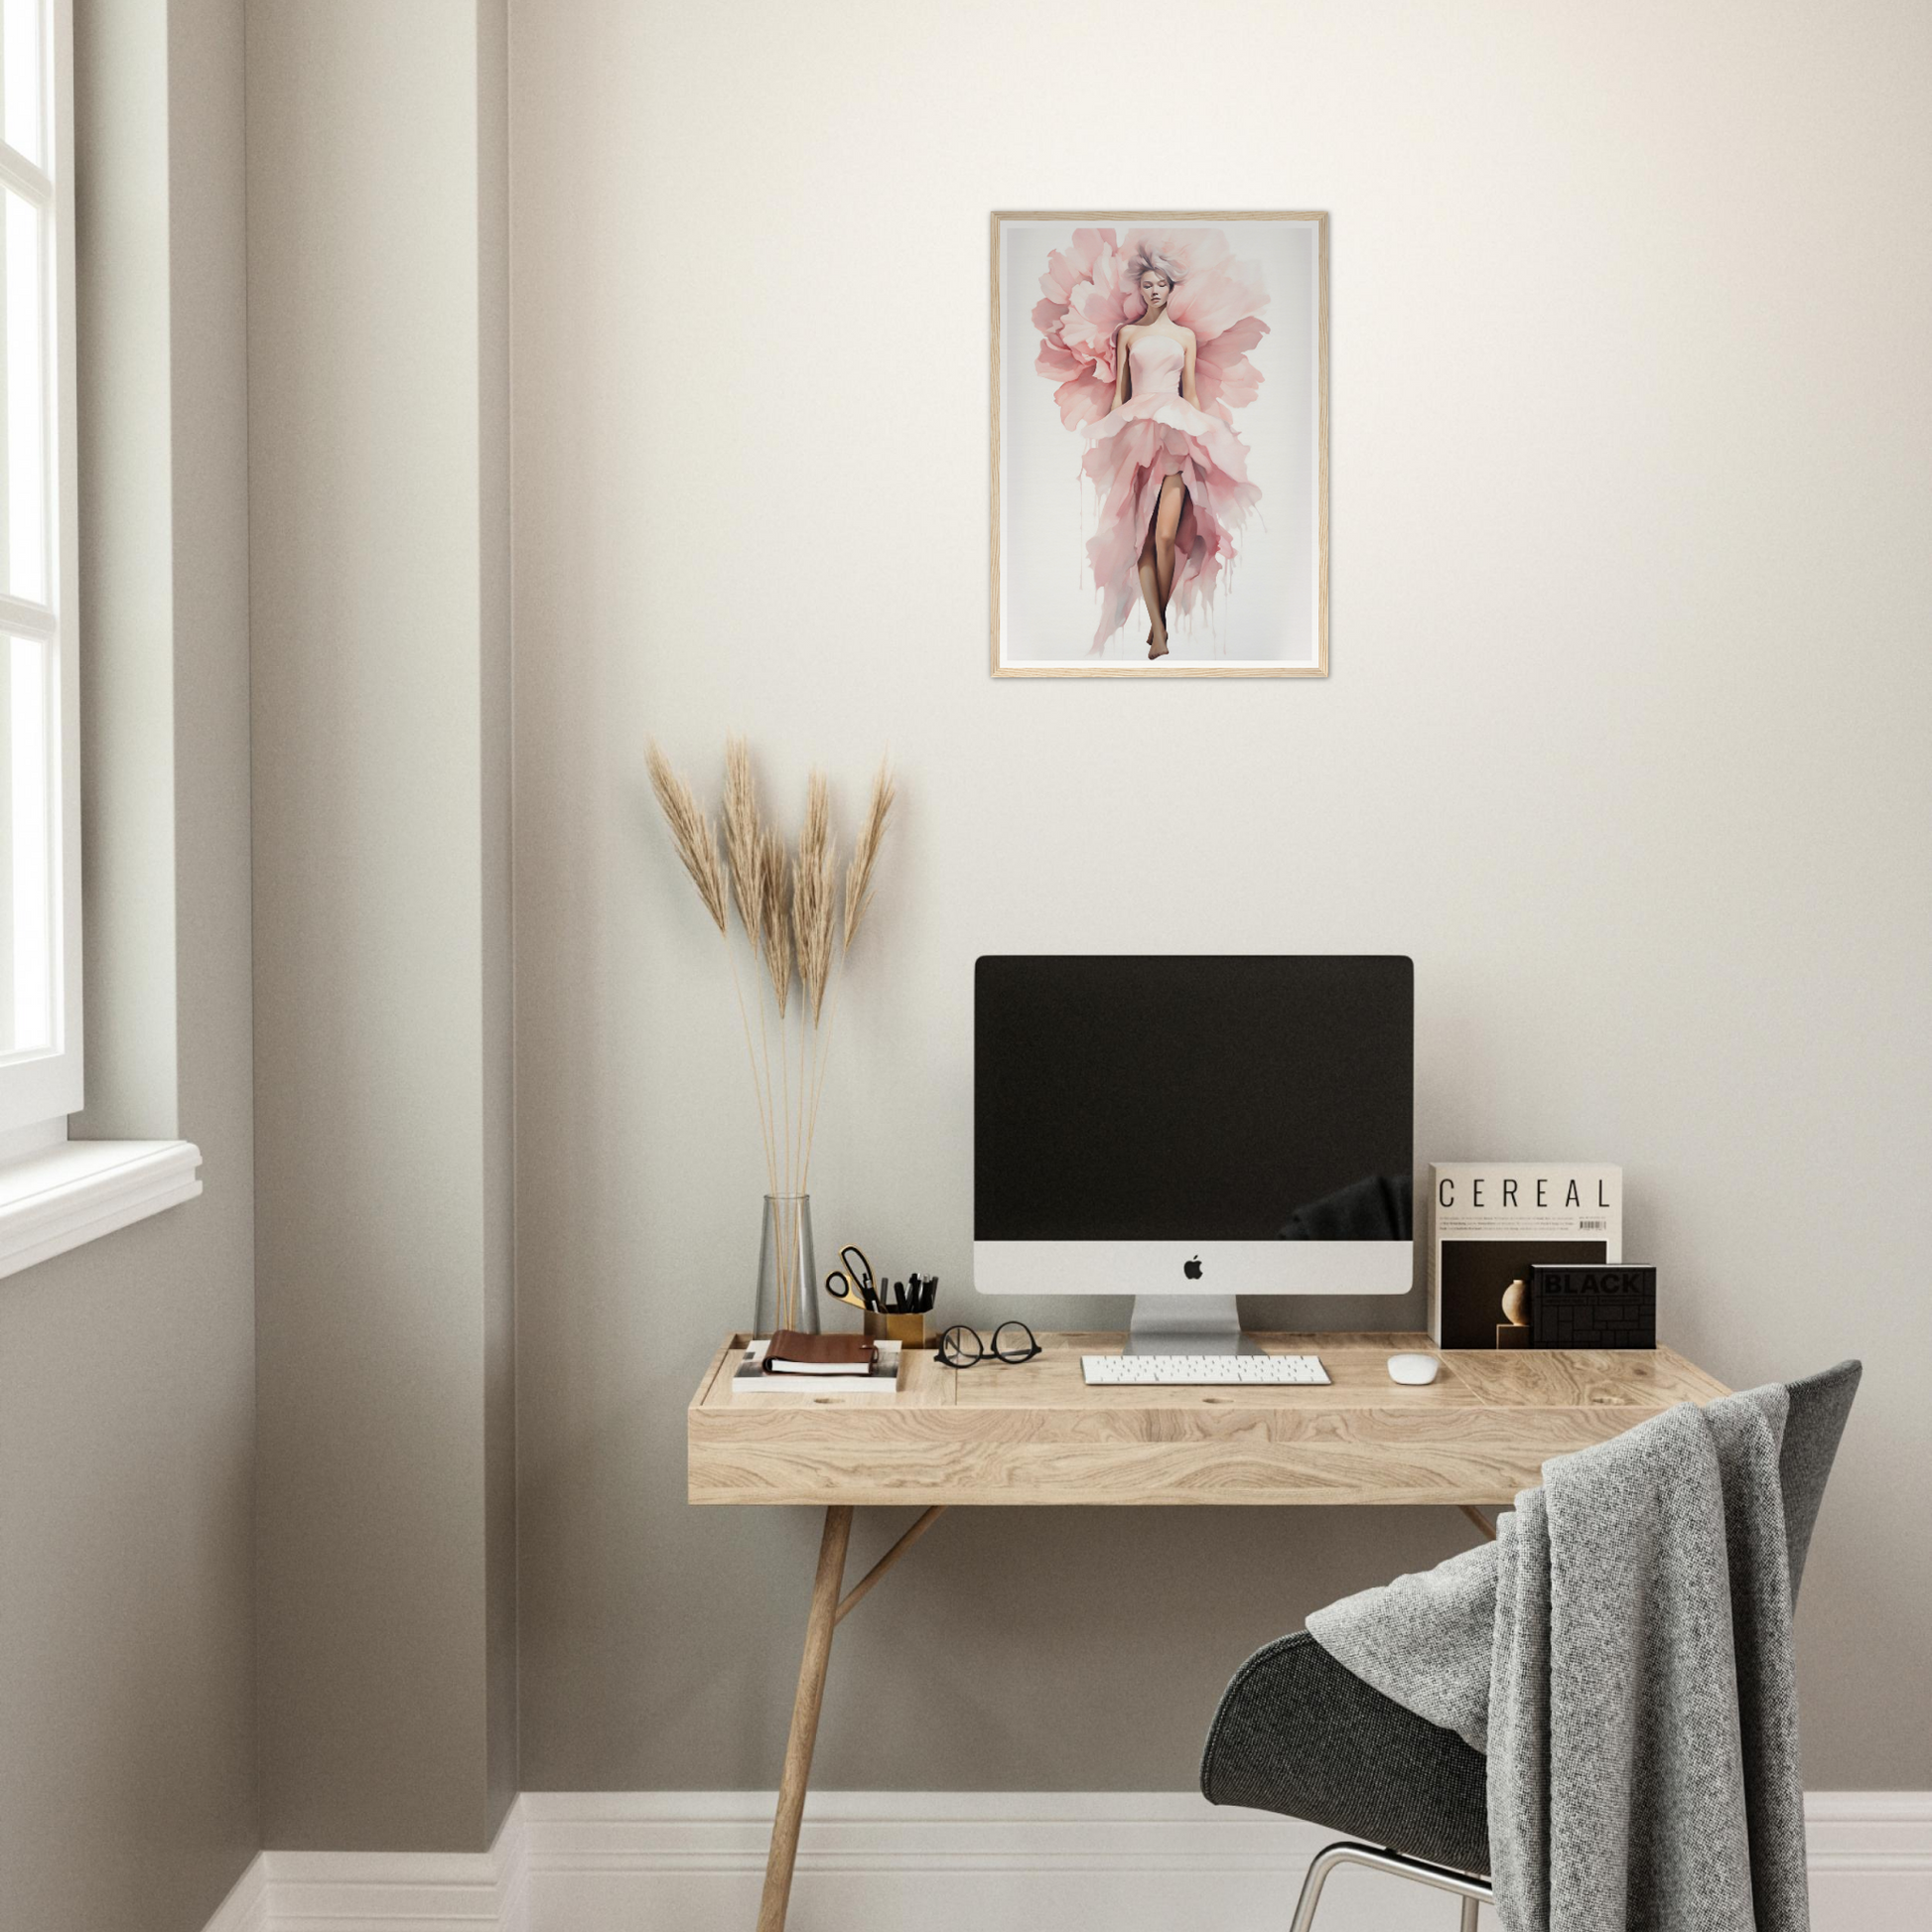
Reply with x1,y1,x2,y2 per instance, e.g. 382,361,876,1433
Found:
1200,1361,1862,1930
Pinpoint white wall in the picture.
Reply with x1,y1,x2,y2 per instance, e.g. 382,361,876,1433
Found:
510,0,1932,1793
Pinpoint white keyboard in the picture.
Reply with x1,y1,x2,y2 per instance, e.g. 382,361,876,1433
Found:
1081,1352,1329,1386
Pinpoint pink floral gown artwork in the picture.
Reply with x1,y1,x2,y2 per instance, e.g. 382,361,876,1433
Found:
1034,228,1271,654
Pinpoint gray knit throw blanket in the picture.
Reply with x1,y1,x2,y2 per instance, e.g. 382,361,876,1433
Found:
1307,1388,1809,1932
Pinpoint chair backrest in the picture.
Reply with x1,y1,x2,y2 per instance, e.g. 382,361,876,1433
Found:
1778,1359,1861,1604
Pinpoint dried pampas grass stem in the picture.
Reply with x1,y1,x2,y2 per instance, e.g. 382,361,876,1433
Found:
647,740,774,1186
843,759,897,949
794,772,836,1025
645,737,897,1245
792,771,837,1173
722,736,763,939
759,828,793,1017
645,741,728,936
805,757,896,1189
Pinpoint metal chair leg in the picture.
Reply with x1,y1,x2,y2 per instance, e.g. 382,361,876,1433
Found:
1288,1841,1493,1932
1286,1844,1348,1932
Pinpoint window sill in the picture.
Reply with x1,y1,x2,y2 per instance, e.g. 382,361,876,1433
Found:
0,1139,204,1282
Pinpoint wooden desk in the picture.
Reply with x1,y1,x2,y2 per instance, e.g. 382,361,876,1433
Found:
688,1330,1728,1931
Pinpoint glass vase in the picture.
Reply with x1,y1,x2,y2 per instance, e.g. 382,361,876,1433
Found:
754,1193,818,1338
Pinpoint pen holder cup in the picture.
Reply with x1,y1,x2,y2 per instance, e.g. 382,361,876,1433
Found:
866,1310,927,1349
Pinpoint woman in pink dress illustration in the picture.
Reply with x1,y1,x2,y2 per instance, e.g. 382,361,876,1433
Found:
1034,229,1270,660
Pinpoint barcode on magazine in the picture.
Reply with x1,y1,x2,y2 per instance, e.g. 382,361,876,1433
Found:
1580,1218,1608,1230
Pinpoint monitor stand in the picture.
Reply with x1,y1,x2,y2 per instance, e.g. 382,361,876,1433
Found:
1124,1294,1258,1356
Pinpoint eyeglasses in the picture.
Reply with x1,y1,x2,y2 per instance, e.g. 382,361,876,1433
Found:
937,1320,1040,1368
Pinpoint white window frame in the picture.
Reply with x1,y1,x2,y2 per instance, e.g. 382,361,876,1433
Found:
0,0,79,1140
0,0,201,1278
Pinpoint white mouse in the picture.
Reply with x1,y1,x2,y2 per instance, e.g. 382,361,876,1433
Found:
1387,1352,1442,1386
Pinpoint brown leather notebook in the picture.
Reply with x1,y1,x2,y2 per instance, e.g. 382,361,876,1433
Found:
763,1330,878,1374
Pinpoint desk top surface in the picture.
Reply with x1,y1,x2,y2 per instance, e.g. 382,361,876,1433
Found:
688,1331,1728,1508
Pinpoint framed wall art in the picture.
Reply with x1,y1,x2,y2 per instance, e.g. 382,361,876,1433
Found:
991,210,1328,678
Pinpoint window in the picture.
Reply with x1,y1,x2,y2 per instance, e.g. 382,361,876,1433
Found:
0,0,200,1272
0,0,76,1142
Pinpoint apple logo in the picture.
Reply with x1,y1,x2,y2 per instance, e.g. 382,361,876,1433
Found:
1183,1255,1203,1280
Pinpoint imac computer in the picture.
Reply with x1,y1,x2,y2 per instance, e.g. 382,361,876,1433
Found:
973,955,1414,1354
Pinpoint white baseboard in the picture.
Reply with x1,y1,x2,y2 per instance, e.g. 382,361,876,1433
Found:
201,1789,1932,1932
202,1809,527,1932
202,1852,268,1932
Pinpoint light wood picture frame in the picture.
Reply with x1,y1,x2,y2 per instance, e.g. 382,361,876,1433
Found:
991,210,1328,678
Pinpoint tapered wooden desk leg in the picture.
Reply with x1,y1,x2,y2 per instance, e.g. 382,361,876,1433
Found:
757,1504,853,1932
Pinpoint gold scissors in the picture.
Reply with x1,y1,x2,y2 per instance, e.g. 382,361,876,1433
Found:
824,1244,878,1312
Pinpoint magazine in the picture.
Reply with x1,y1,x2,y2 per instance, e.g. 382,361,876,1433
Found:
1428,1164,1621,1349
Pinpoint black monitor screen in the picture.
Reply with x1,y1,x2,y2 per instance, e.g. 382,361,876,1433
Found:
974,955,1414,1241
